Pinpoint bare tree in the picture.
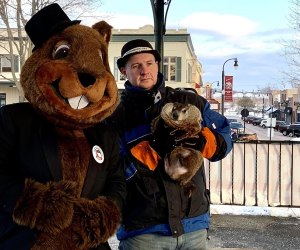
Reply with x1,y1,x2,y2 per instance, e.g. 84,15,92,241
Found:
283,0,300,88
0,0,101,98
237,96,255,110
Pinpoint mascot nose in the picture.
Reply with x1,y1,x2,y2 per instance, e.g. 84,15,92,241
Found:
78,73,96,87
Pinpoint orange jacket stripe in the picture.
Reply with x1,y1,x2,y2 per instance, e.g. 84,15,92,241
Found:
201,127,217,159
130,141,160,171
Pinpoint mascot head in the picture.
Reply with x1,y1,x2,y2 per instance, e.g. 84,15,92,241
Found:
21,3,118,129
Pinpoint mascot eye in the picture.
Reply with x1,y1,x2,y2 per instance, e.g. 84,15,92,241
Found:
53,44,70,59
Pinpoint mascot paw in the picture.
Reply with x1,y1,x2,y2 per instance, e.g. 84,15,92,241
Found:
13,178,78,233
69,197,121,248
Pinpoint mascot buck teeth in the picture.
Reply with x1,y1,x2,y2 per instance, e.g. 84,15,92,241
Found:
0,4,125,250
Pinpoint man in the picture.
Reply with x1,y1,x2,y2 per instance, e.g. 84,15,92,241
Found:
109,39,232,250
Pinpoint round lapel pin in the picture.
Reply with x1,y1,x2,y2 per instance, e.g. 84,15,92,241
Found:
92,145,104,164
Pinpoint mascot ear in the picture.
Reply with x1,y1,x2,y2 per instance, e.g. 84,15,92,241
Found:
92,21,112,45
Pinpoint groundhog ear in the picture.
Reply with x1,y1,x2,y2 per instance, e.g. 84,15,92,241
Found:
92,20,113,45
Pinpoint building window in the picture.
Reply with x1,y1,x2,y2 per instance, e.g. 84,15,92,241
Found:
0,93,6,107
114,57,126,81
0,55,19,73
187,62,192,83
163,56,181,82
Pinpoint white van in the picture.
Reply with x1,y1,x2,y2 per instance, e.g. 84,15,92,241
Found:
260,119,268,128
260,118,276,129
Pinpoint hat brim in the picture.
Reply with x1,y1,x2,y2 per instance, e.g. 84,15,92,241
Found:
117,50,161,70
32,20,81,51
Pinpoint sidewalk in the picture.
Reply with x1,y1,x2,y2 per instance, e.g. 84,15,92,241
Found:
208,214,300,250
109,213,300,250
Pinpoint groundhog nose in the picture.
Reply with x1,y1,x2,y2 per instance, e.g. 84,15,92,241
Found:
172,112,179,120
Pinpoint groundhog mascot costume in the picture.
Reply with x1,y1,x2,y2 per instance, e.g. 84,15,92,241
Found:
0,3,125,250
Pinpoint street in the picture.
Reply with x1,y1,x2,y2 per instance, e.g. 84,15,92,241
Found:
231,116,293,141
207,214,300,250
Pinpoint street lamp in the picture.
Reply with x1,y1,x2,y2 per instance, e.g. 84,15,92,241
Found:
221,58,238,115
262,95,265,118
206,81,219,99
268,93,274,140
150,0,172,73
211,80,219,96
211,80,220,87
257,90,265,118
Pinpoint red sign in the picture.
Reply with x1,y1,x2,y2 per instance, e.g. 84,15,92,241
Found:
224,75,233,102
195,82,201,88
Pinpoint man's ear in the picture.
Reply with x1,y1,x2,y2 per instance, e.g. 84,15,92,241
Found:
92,21,112,45
120,67,127,77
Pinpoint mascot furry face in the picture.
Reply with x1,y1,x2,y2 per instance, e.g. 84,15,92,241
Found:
0,3,125,250
21,4,118,129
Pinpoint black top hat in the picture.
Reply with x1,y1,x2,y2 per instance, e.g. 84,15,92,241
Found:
117,39,161,70
25,3,81,51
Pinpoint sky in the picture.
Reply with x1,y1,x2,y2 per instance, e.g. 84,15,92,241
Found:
81,0,293,92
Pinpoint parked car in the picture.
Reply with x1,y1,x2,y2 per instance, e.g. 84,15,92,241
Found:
259,119,268,128
260,118,278,129
275,120,287,131
252,118,263,126
278,122,291,134
243,116,256,124
283,124,300,137
227,117,238,123
230,122,244,134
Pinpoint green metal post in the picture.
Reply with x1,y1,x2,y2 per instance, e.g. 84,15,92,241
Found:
151,0,169,73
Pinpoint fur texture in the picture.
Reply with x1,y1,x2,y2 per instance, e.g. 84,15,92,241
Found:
152,102,204,190
30,197,120,250
159,102,202,140
13,179,78,234
12,20,121,249
20,22,119,129
164,146,204,186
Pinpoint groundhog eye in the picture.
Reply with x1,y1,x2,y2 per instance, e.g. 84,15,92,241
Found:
53,44,70,59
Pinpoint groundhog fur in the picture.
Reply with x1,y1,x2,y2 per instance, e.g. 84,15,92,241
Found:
164,146,204,187
160,102,202,140
152,102,204,191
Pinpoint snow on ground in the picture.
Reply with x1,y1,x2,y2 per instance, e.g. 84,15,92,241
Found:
210,204,300,217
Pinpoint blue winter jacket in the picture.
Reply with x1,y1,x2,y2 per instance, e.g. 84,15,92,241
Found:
109,73,232,240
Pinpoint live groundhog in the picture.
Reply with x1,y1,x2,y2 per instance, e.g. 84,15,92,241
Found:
152,102,204,190
160,102,202,140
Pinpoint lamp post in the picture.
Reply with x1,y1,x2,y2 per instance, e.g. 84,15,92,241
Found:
206,81,219,99
210,81,220,94
211,80,220,87
262,96,265,118
150,0,172,73
221,58,238,115
258,90,265,118
210,80,220,94
269,93,274,140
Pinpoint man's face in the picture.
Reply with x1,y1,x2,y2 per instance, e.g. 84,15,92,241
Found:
121,53,158,90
